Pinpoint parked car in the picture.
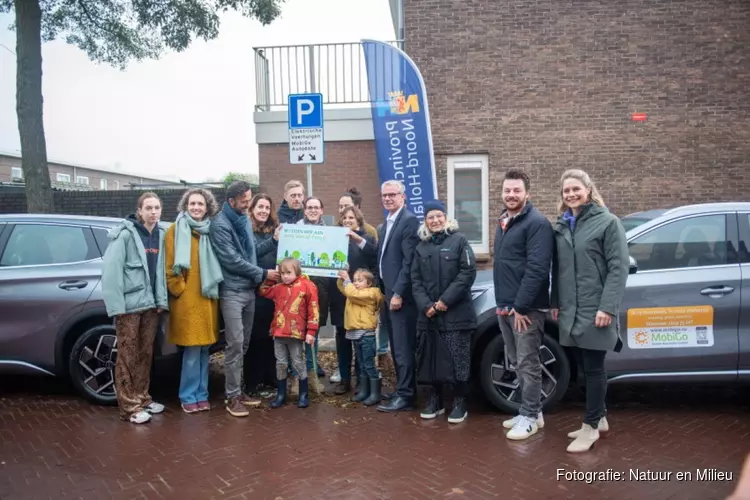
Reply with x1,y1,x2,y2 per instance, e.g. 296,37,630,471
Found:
0,214,183,405
471,202,750,413
4,203,749,413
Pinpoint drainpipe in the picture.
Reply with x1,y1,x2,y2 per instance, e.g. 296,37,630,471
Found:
397,0,405,50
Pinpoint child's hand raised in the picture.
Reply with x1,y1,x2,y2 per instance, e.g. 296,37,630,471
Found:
305,334,315,345
338,270,349,281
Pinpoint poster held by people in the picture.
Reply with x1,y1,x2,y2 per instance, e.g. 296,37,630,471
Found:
276,225,350,278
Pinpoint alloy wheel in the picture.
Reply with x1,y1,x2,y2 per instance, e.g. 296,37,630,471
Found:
77,333,117,397
490,345,559,403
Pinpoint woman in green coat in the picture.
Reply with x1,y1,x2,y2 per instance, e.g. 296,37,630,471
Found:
550,169,628,453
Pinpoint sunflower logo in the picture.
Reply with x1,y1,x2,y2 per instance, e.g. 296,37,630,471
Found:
634,331,649,345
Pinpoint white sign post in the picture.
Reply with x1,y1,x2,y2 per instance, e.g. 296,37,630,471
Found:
288,93,324,195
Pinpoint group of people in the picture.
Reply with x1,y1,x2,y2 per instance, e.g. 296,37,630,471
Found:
100,167,629,454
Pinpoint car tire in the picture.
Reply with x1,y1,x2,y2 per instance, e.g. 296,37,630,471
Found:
68,324,119,406
479,331,571,414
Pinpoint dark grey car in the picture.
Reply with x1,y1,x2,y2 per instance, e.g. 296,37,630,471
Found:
0,214,178,404
470,202,750,413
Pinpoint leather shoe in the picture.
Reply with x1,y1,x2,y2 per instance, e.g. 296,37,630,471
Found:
377,396,412,413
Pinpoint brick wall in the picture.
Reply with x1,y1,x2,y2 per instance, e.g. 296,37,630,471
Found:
258,141,383,225
405,0,750,219
0,187,263,222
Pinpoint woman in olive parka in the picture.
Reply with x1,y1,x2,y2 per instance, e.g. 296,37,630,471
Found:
550,169,629,454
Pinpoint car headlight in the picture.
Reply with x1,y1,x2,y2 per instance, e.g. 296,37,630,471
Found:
471,285,491,301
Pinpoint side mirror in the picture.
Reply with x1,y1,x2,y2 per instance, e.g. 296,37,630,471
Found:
628,255,638,275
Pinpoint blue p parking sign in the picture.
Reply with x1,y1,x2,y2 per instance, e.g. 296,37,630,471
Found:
288,93,324,165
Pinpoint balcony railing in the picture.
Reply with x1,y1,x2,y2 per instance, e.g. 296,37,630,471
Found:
253,40,403,112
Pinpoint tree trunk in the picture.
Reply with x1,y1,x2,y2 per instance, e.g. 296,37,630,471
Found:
15,0,53,213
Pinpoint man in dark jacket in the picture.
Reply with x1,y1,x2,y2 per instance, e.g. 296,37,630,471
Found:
375,180,421,412
210,181,280,418
277,179,305,223
492,168,554,441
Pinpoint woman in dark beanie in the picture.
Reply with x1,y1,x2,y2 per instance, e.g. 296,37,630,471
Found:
244,194,281,397
411,200,477,424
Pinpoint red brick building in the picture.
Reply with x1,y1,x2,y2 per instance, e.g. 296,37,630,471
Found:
0,151,181,190
253,0,750,257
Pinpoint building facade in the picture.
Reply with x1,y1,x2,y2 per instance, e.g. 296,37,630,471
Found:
0,151,181,190
253,0,750,257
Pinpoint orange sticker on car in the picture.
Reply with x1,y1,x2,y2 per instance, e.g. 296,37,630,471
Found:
627,306,714,349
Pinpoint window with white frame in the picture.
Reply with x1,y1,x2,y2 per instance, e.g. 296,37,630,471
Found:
76,176,89,185
100,179,108,190
56,173,71,183
447,154,489,253
11,167,22,180
113,181,120,190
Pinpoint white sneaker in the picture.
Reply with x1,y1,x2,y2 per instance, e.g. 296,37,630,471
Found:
329,370,341,383
129,411,152,424
144,402,165,414
503,412,544,430
506,416,538,441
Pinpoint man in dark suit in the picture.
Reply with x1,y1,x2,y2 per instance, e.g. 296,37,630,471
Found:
375,180,420,412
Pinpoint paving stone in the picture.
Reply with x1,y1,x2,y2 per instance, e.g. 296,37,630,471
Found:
0,376,748,499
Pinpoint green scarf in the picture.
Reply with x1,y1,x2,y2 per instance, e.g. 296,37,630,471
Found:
173,211,224,299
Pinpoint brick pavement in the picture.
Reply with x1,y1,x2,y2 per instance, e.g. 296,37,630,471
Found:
1,376,748,500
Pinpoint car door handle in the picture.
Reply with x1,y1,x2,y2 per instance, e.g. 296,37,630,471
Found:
59,280,88,290
700,286,734,296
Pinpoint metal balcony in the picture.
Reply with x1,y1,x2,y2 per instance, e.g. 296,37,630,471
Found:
253,41,403,112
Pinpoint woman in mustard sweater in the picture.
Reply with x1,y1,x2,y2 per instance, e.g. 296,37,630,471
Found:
165,188,224,413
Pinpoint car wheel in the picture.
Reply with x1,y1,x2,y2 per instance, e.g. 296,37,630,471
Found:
479,331,570,414
68,325,118,406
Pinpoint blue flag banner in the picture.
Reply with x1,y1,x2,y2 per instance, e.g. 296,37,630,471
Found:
361,39,437,221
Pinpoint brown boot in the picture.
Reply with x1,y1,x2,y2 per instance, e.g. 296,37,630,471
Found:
238,393,262,408
225,396,250,417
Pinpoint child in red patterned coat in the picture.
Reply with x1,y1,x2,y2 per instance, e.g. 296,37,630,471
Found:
258,257,319,408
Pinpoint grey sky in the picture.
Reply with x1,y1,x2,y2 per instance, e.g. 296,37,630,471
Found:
0,0,394,182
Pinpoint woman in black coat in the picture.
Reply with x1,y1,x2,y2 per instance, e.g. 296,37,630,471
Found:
329,205,378,395
411,200,477,425
245,194,281,397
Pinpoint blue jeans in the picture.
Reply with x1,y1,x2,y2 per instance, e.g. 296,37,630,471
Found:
354,336,379,380
179,345,210,404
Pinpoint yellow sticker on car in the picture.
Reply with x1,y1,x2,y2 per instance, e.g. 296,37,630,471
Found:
627,306,714,349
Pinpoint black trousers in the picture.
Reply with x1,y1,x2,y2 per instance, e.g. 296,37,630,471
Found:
572,346,607,427
244,298,276,389
381,298,418,400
